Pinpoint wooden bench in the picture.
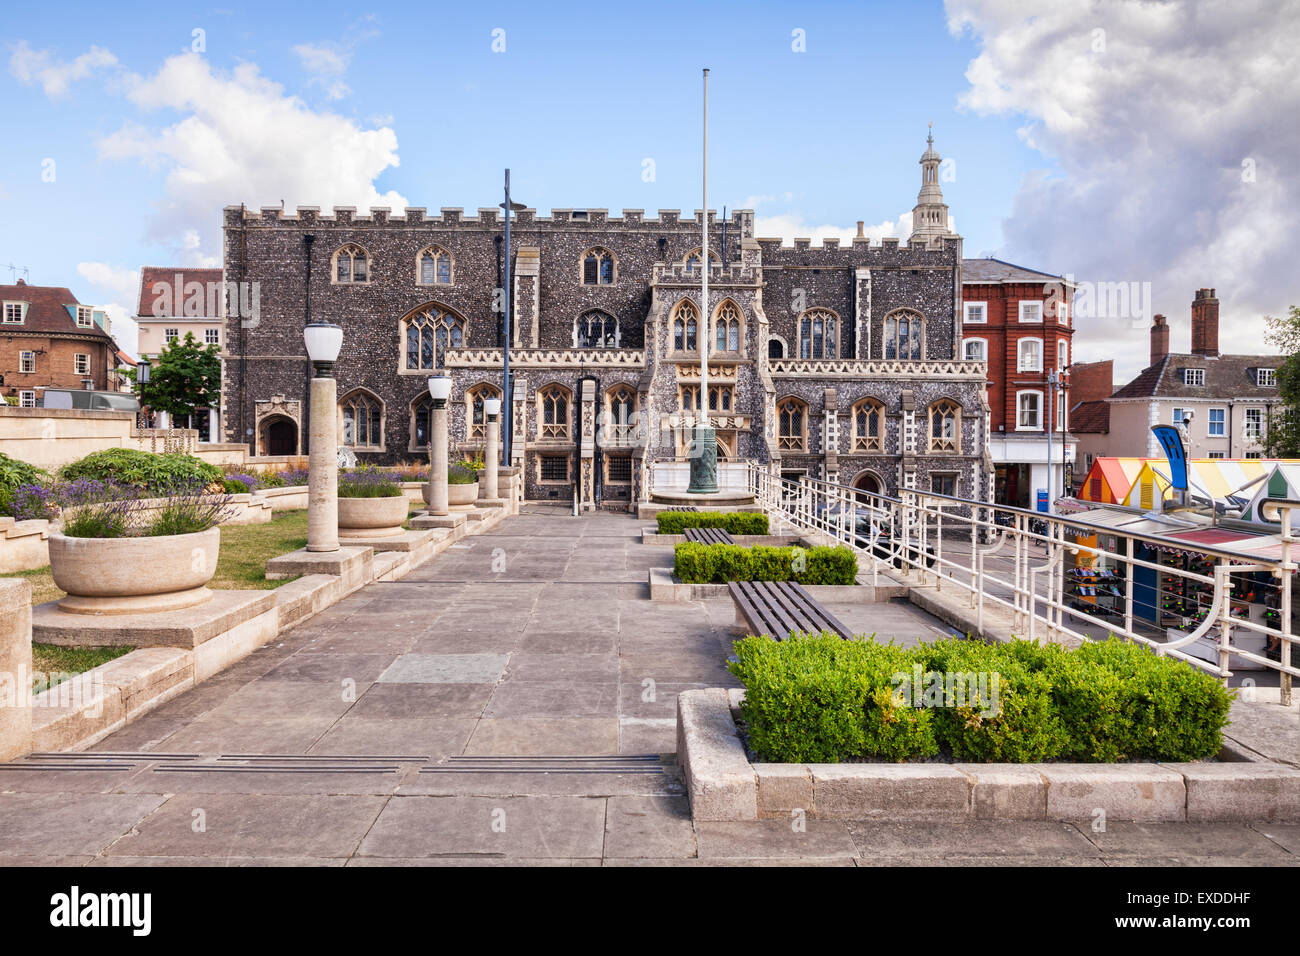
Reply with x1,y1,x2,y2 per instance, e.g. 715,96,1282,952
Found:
684,527,735,545
662,505,699,512
727,580,855,641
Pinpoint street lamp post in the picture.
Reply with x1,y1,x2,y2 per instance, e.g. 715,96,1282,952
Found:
500,171,527,466
483,396,502,500
1046,366,1068,510
303,321,343,552
426,375,452,516
687,67,718,495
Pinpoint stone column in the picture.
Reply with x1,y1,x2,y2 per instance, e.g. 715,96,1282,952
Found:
0,578,32,762
307,375,339,552
484,410,501,500
428,396,449,516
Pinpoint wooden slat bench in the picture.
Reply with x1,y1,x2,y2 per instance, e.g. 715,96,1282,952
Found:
663,505,700,512
684,527,735,545
727,580,855,641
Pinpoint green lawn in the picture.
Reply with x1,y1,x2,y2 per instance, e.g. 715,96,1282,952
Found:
31,645,134,694
4,509,312,690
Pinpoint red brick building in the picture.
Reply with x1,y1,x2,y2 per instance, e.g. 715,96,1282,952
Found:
961,258,1076,508
0,280,120,406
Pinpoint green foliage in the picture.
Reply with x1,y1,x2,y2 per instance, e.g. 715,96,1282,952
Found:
656,510,769,535
0,452,48,513
730,634,938,763
133,332,221,419
62,504,131,539
1264,304,1300,456
728,634,1233,764
673,543,856,584
447,461,480,485
60,449,222,492
337,467,403,498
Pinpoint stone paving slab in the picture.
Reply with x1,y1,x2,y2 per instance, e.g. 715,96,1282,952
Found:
377,653,510,684
6,509,1297,866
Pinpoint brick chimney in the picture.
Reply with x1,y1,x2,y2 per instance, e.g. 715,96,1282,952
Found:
1150,314,1170,367
1191,288,1219,357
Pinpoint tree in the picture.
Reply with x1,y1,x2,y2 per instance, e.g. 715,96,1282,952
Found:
133,332,221,420
1264,305,1300,457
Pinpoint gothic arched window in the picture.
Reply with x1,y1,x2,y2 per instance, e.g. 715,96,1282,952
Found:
340,389,384,449
672,301,698,352
798,309,838,359
537,384,571,440
582,247,616,285
853,398,884,452
403,306,464,370
929,399,960,453
417,246,453,285
333,244,370,284
466,383,502,441
884,311,924,360
575,310,618,348
714,301,741,353
777,397,807,451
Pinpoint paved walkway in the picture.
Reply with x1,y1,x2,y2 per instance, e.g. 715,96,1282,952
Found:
0,509,1296,865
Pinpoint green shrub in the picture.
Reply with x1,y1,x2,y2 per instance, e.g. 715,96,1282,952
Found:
337,467,403,498
1045,639,1234,762
673,543,856,584
0,452,48,514
60,449,221,493
730,634,938,763
656,510,769,535
448,462,479,485
919,639,1067,762
728,634,1233,764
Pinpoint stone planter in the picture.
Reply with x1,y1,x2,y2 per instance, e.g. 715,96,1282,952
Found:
337,494,408,539
446,482,479,511
48,527,220,615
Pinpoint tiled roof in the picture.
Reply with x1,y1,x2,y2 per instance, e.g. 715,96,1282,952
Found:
961,257,1068,283
136,267,224,318
1069,399,1110,433
1111,353,1281,400
0,281,112,340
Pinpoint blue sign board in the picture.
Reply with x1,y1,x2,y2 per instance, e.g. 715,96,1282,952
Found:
1150,424,1189,491
1036,489,1049,512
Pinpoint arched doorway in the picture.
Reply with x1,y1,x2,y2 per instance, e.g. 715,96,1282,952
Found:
261,415,298,456
853,470,882,503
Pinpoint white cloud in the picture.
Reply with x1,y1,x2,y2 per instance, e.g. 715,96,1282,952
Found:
8,41,118,97
947,0,1300,380
292,42,351,100
95,52,406,262
754,211,915,247
76,262,140,358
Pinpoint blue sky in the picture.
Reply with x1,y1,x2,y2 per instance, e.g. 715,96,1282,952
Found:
3,0,1296,378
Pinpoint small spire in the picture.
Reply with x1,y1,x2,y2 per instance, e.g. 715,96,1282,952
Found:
927,120,933,146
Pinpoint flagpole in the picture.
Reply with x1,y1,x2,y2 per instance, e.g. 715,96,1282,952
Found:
687,67,718,495
700,67,709,430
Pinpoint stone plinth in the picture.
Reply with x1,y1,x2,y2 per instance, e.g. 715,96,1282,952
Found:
33,589,278,650
0,578,32,761
265,545,375,595
410,512,467,535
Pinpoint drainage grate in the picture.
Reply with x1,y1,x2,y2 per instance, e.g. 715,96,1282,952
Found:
420,754,667,775
152,753,430,775
4,751,201,772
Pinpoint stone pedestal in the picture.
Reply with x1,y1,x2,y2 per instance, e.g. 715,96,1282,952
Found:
266,546,375,596
427,399,449,516
307,375,340,552
484,416,501,500
0,578,32,761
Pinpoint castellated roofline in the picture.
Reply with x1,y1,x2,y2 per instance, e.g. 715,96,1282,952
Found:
222,205,755,228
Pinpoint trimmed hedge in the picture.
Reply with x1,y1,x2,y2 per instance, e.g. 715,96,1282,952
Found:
673,542,857,585
60,449,222,493
728,634,1234,764
656,510,768,535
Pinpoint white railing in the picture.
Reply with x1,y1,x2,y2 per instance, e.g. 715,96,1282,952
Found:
749,468,1296,701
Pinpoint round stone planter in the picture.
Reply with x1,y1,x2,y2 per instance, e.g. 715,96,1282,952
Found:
447,481,480,511
337,494,408,539
48,527,220,615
